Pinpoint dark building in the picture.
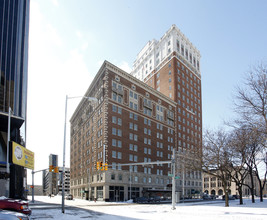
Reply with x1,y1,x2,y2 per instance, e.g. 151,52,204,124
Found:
0,0,30,199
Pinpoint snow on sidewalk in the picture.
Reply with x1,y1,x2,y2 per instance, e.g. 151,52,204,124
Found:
29,196,267,220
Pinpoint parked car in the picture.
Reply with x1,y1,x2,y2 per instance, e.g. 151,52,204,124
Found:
232,195,240,199
203,194,212,200
222,195,235,200
0,209,29,220
65,194,73,200
149,196,161,203
0,197,31,215
136,197,149,204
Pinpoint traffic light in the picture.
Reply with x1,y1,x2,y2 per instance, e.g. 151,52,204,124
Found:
96,162,100,170
104,163,108,171
49,165,59,173
54,166,59,173
100,162,103,171
49,165,54,172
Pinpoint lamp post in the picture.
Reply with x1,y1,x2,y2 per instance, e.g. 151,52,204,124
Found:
62,95,97,214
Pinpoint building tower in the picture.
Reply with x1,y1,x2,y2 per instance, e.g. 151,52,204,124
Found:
131,24,202,196
0,0,30,199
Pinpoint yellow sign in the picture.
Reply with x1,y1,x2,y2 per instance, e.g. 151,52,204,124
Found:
12,142,34,170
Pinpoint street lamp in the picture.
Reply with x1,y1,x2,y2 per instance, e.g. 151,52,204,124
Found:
62,95,97,214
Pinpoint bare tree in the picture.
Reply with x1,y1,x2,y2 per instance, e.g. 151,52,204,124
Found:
201,129,233,207
227,128,248,205
234,62,267,136
233,63,267,202
245,128,266,202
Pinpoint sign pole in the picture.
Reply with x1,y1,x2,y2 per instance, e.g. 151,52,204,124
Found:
32,171,34,203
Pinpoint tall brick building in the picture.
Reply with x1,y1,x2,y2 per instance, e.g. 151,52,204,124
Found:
70,25,202,201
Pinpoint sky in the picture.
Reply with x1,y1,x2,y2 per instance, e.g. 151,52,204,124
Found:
26,0,267,184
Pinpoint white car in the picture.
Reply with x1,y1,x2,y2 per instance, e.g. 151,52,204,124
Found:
0,209,29,220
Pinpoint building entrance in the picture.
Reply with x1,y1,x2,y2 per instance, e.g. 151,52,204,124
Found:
109,186,124,201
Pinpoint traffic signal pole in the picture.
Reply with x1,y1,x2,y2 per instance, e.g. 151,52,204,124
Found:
31,168,47,203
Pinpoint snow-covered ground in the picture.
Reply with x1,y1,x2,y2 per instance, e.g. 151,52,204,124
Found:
29,196,267,220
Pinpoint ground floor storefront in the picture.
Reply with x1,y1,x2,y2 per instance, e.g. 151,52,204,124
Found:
71,184,143,201
70,185,186,202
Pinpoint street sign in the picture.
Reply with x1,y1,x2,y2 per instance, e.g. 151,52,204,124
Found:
168,174,180,179
12,142,34,170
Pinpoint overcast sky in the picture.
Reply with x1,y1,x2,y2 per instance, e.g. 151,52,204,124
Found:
27,0,267,184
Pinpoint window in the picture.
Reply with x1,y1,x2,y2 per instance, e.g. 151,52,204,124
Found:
112,162,116,170
144,128,147,134
112,116,117,124
112,151,116,158
144,147,147,154
118,107,122,114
